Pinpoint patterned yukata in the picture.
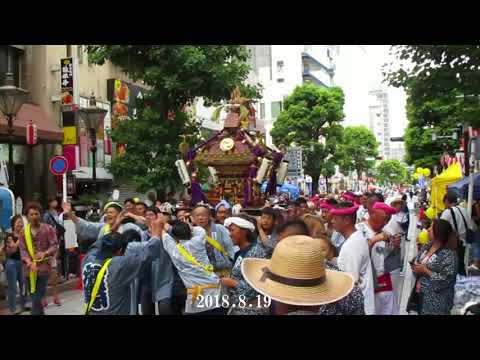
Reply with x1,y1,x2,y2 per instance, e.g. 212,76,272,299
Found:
317,261,365,315
258,232,278,259
281,261,365,315
415,243,458,315
205,223,236,273
228,241,270,315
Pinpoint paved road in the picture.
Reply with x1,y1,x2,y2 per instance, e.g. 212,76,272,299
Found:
399,210,419,315
42,289,84,315
0,289,84,315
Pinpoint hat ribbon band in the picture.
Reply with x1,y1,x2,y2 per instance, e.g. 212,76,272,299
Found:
260,267,326,287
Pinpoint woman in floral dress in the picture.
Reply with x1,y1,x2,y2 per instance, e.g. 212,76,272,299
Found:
411,219,458,315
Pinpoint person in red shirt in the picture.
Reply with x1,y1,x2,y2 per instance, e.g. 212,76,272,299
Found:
18,202,58,315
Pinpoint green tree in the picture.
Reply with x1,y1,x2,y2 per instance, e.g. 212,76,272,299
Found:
384,46,480,170
338,125,378,177
85,45,258,193
403,82,460,169
385,46,480,120
270,83,345,190
376,160,408,185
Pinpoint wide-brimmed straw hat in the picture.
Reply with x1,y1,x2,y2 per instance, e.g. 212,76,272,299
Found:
241,235,354,306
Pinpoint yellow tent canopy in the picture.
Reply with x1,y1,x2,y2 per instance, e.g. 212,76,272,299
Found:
430,162,462,213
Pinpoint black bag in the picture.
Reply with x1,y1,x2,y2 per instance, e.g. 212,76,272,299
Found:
450,207,474,245
406,279,420,313
400,209,410,232
384,247,402,272
48,212,66,237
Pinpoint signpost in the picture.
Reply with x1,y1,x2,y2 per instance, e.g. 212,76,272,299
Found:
49,156,69,203
285,147,303,179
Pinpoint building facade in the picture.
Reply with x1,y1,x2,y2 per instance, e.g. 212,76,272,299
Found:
0,45,144,206
249,45,339,147
389,142,406,162
195,45,339,148
368,89,391,160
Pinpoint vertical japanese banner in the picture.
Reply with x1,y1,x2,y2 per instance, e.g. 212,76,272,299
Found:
60,57,74,105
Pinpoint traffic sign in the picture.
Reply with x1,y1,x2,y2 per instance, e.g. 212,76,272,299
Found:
49,156,69,176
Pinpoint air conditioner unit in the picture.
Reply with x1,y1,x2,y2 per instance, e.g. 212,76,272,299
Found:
51,95,61,103
49,64,61,72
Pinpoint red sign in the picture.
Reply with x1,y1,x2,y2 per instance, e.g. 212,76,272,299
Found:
49,156,69,176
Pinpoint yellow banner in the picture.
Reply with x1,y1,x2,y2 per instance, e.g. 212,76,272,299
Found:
63,126,77,145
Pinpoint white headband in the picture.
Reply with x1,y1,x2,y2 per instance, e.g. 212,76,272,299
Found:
224,217,255,232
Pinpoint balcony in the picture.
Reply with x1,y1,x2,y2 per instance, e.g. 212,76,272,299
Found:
302,71,329,87
301,52,335,74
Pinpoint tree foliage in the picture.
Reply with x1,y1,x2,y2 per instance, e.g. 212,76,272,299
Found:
403,82,461,169
376,160,407,185
384,46,480,168
270,83,345,189
338,125,378,177
85,45,257,192
385,46,480,112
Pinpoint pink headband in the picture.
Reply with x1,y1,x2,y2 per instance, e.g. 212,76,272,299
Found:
330,205,359,216
320,201,336,210
372,202,397,215
342,193,355,202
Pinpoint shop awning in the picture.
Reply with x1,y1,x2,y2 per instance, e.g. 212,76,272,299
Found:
431,162,462,212
448,173,480,200
0,103,63,143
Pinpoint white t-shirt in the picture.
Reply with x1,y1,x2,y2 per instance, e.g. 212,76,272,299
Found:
356,206,368,223
440,206,474,245
384,212,407,236
337,230,375,315
356,222,385,276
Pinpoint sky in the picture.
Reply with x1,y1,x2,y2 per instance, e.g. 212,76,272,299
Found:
334,45,407,137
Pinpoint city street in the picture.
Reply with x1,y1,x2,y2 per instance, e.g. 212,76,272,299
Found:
2,45,478,316
40,290,84,315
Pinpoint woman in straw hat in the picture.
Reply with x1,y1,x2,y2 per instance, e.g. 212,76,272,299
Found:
241,235,359,315
221,215,270,315
269,220,364,314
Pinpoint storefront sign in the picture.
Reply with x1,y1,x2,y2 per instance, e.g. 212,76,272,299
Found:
63,126,77,145
61,57,74,105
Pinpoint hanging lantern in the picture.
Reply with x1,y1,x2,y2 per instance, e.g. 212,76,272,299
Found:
26,120,38,146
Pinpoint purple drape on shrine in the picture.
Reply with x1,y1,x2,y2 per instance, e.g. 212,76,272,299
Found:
252,144,265,157
243,178,251,208
266,152,283,196
190,181,207,206
248,165,257,178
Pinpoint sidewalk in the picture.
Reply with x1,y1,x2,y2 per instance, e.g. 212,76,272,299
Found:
0,277,79,315
399,210,419,315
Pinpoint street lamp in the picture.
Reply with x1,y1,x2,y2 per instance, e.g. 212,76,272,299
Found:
77,93,107,191
0,50,29,190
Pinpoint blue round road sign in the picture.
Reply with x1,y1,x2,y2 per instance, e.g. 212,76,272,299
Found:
49,156,69,176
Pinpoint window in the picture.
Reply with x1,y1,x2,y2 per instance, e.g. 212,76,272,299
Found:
276,60,284,73
0,46,21,86
277,78,284,83
260,103,265,119
271,101,283,118
77,45,83,64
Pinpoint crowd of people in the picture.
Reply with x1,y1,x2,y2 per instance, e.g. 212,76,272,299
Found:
1,186,479,315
